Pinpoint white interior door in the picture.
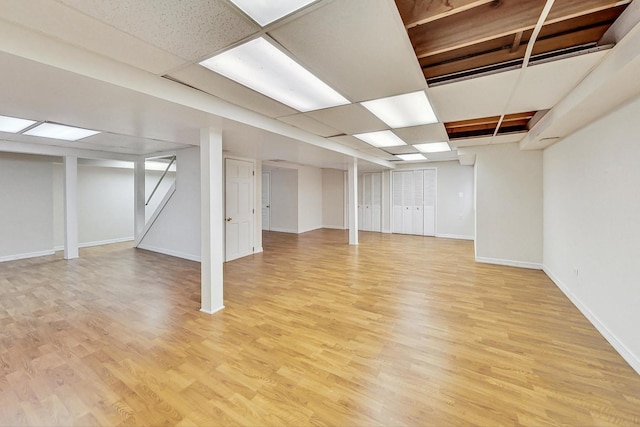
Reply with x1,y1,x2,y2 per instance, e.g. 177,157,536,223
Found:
371,172,381,232
392,171,404,233
225,158,254,262
423,169,436,236
261,172,270,231
412,170,424,235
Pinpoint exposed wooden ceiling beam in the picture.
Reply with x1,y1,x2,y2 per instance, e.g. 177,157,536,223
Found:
395,0,494,29
422,25,611,79
511,31,524,52
411,0,630,58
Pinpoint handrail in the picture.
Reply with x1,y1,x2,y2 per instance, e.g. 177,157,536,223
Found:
146,155,176,206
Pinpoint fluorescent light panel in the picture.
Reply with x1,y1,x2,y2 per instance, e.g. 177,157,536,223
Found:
414,142,451,153
229,0,316,26
200,37,349,112
353,130,406,148
0,115,36,133
361,91,438,128
397,153,426,161
24,123,100,141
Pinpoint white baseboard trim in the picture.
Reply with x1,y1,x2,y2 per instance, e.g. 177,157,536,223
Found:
254,246,264,254
0,249,55,263
268,227,298,234
79,237,134,248
299,226,323,234
136,244,201,262
543,266,640,376
476,256,542,270
436,233,475,241
54,236,134,252
322,225,347,230
200,305,225,315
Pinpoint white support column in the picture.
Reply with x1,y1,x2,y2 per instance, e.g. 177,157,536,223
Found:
63,156,79,260
200,128,224,314
348,157,358,245
134,158,145,244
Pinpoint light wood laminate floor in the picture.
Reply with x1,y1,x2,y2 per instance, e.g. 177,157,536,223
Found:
0,229,639,426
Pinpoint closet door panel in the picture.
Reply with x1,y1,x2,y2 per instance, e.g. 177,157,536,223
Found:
423,169,437,236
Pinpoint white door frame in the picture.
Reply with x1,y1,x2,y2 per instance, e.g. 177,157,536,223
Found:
261,171,271,231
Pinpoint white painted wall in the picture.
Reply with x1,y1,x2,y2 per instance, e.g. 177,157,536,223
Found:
0,153,54,261
543,96,640,373
145,170,176,223
322,168,346,229
269,168,298,233
54,164,134,247
53,163,176,248
298,166,323,233
382,161,475,239
472,143,542,268
434,161,475,240
139,147,201,260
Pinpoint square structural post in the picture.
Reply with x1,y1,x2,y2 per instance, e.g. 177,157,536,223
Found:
63,156,79,259
348,157,358,245
200,128,224,314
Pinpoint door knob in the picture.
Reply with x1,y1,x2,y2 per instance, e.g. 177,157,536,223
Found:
266,205,270,208
226,217,232,222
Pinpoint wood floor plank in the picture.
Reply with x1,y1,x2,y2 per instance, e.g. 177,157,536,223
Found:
0,229,639,426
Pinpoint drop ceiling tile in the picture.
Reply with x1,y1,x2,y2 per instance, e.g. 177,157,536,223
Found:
0,2,186,75
510,50,608,113
491,133,526,145
359,147,398,161
425,151,459,162
269,0,425,102
328,135,374,151
449,133,525,149
168,65,297,118
75,133,189,154
277,114,342,137
383,145,421,155
59,0,259,61
393,123,449,144
429,70,519,122
307,104,388,135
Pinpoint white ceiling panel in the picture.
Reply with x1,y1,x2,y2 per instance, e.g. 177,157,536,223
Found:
383,145,421,155
269,0,425,102
75,133,188,154
359,147,399,161
328,135,375,151
509,51,609,114
307,104,388,135
0,4,186,75
429,70,520,122
449,133,525,149
59,0,259,62
431,51,609,124
168,64,297,118
393,123,449,144
277,114,342,137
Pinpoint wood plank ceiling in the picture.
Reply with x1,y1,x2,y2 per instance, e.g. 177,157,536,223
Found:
394,0,630,140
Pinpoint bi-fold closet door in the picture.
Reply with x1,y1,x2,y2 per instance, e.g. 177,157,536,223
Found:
392,169,436,236
358,172,382,232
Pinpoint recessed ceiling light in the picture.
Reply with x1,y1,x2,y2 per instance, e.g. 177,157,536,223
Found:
23,123,100,141
0,115,36,133
397,153,427,161
200,37,349,112
229,0,316,26
361,91,438,128
353,130,406,148
414,142,451,153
